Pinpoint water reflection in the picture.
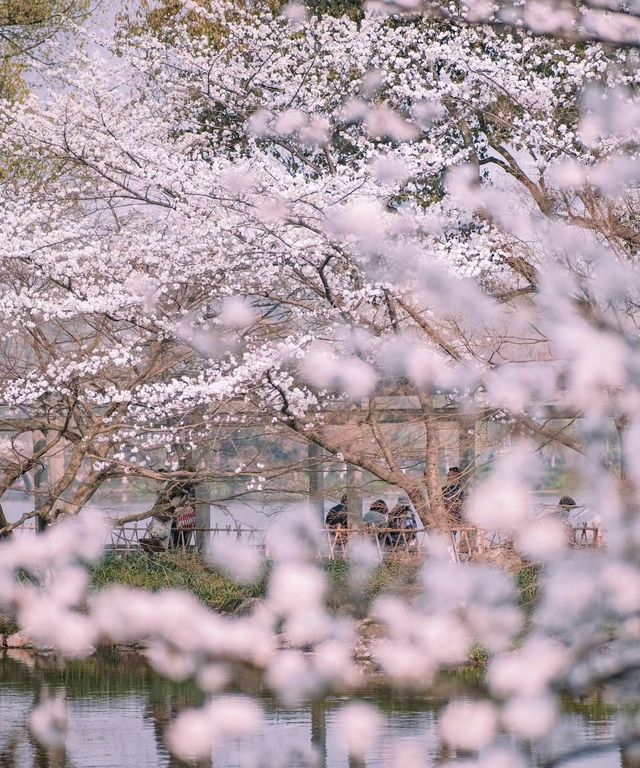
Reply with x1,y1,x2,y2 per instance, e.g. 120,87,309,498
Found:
0,650,624,767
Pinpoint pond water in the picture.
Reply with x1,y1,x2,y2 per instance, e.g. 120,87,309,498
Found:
3,487,564,532
0,650,630,767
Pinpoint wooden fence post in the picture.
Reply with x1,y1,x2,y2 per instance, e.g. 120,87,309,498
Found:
346,463,363,528
308,442,325,524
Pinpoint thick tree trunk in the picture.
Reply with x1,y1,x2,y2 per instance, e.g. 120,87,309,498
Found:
65,469,109,518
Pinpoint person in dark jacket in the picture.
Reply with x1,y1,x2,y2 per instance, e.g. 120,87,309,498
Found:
558,495,577,523
388,495,417,545
325,494,348,528
443,466,465,526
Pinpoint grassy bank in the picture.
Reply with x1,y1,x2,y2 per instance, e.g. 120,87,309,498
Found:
92,552,264,613
1,555,539,644
89,555,537,669
91,552,422,614
92,553,539,614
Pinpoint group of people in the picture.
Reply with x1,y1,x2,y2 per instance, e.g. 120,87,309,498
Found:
324,466,467,534
325,492,418,545
323,467,589,539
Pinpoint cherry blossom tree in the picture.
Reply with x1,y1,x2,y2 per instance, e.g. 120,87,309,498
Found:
0,0,639,764
0,0,636,526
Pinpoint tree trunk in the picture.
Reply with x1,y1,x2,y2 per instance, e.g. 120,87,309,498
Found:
33,430,49,531
615,412,629,483
0,503,10,538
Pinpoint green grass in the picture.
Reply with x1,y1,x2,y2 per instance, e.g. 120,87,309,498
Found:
91,552,264,614
516,564,540,610
3,555,540,672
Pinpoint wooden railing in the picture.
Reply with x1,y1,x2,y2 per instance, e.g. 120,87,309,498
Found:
106,524,432,559
106,522,605,561
570,523,604,548
106,525,267,555
8,520,604,561
321,527,427,560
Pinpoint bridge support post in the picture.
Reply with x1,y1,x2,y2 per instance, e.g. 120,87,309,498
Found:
459,418,476,491
308,442,325,524
346,463,362,528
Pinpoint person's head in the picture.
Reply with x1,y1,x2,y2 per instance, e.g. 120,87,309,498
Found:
370,499,388,514
559,496,576,510
340,493,348,505
447,466,462,479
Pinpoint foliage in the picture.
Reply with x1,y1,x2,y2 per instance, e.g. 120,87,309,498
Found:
324,556,421,610
0,0,90,101
0,613,17,636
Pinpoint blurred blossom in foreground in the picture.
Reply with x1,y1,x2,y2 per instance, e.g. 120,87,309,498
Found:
29,694,67,748
439,700,498,751
206,538,264,584
166,696,263,761
336,702,384,758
